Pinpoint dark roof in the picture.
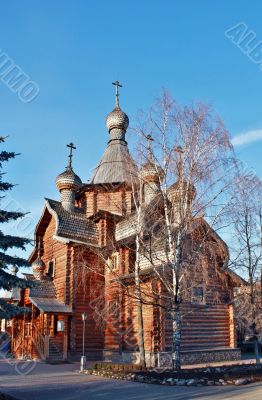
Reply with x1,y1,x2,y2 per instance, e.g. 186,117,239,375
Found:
115,213,138,241
28,279,71,314
227,269,248,286
29,297,72,314
91,139,138,185
29,279,56,298
46,198,99,245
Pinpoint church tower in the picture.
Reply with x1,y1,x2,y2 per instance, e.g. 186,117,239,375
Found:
140,135,164,203
91,81,137,185
56,143,82,212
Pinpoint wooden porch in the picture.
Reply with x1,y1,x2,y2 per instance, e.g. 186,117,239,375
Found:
11,303,71,362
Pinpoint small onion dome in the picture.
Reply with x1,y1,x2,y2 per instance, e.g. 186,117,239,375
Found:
168,180,196,203
106,106,129,133
55,166,82,192
140,160,164,182
11,265,19,275
32,256,45,280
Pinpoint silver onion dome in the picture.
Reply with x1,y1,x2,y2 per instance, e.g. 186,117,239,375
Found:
10,265,19,275
168,180,196,202
140,160,164,181
140,135,164,182
32,256,45,280
106,106,129,133
32,240,45,280
56,166,82,191
32,256,44,269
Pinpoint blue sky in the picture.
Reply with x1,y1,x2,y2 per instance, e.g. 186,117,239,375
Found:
1,0,262,258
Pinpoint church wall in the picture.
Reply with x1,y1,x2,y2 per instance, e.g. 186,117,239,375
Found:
104,256,164,355
103,233,234,356
83,186,133,218
181,239,232,306
42,217,68,303
120,280,164,353
96,190,123,215
69,246,105,357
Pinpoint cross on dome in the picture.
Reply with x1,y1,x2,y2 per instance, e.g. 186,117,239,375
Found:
146,134,154,161
175,146,184,181
112,80,122,108
67,142,76,169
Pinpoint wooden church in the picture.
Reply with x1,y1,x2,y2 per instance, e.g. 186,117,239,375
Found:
7,83,241,365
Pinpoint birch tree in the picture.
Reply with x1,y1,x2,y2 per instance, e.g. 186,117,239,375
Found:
133,91,235,369
229,172,262,363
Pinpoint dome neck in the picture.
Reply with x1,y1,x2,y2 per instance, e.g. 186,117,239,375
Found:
109,127,126,142
61,189,76,212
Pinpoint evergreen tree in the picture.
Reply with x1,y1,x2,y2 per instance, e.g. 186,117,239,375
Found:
0,136,33,319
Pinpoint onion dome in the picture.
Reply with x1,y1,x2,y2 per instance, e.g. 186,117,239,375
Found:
168,146,196,204
140,135,164,182
140,160,164,204
56,143,82,212
56,166,82,192
32,240,45,280
105,80,129,141
10,265,18,276
140,160,164,182
106,107,129,133
139,135,164,203
168,180,196,203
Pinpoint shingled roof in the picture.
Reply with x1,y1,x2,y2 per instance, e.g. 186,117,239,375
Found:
115,213,138,241
30,279,56,298
45,198,99,245
29,279,72,314
29,297,72,314
91,139,137,185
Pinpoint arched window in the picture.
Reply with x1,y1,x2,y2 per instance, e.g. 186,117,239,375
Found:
47,260,55,278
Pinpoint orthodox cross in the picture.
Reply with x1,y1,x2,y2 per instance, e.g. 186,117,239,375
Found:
67,142,76,168
175,146,184,180
112,80,122,108
146,134,154,161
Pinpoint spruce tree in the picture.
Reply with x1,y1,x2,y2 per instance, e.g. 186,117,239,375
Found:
0,136,32,319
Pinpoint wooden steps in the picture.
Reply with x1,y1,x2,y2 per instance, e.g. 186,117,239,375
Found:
46,339,63,362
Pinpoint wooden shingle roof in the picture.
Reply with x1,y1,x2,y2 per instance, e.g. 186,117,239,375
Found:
29,297,72,314
29,279,56,298
46,198,99,245
91,139,137,185
29,279,72,314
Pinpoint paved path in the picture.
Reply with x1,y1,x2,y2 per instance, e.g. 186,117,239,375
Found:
0,358,261,400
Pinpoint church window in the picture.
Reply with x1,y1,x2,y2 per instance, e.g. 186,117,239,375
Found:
47,260,55,278
111,253,118,271
191,285,205,304
25,323,31,337
57,320,64,332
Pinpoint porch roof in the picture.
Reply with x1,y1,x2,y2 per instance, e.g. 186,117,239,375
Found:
29,296,72,314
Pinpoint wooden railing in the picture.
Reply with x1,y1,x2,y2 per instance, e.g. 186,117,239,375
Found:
12,331,23,354
32,324,49,360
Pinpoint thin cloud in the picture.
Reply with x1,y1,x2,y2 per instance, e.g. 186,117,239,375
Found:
232,129,262,147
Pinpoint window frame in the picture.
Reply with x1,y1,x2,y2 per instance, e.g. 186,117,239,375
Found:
47,259,56,278
110,252,119,271
191,284,206,305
